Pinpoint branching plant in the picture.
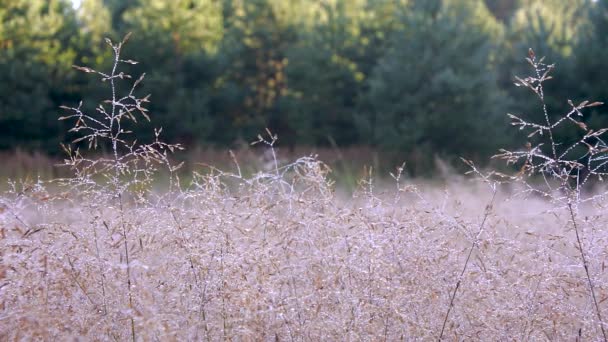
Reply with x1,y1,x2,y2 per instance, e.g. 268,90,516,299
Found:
58,33,182,341
59,33,183,194
495,48,608,340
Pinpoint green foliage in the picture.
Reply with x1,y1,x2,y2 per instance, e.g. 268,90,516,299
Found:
0,0,79,151
1,0,607,171
360,0,508,171
284,0,386,146
117,0,224,145
484,0,522,22
209,0,297,145
573,0,608,134
498,0,591,151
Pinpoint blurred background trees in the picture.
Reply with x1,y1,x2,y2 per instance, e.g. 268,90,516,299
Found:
1,0,606,170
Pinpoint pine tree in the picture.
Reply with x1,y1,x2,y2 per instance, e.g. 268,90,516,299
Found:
500,0,591,149
211,0,297,145
281,0,402,146
361,0,508,171
572,0,608,132
102,0,224,145
0,0,80,151
484,0,522,22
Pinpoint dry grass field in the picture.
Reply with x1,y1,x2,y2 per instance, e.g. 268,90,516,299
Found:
2,39,608,340
2,161,608,340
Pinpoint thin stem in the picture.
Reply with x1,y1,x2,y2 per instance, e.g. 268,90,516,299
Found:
108,40,136,342
533,59,557,160
93,221,108,315
220,243,227,340
568,202,607,341
439,188,497,340
110,44,120,165
119,193,136,342
519,272,543,341
170,209,209,336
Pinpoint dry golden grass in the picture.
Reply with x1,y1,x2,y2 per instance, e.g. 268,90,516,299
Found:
2,39,608,341
2,167,608,340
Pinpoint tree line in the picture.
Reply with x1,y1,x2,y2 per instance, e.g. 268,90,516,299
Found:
1,0,607,169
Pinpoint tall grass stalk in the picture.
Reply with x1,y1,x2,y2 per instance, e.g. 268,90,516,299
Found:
439,173,497,340
59,33,182,341
496,49,608,340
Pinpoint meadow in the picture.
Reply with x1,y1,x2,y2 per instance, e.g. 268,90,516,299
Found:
2,38,608,341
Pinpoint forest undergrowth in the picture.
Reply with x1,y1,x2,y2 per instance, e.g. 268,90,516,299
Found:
2,38,608,340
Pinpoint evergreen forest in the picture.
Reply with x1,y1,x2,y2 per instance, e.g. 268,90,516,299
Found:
2,0,607,169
